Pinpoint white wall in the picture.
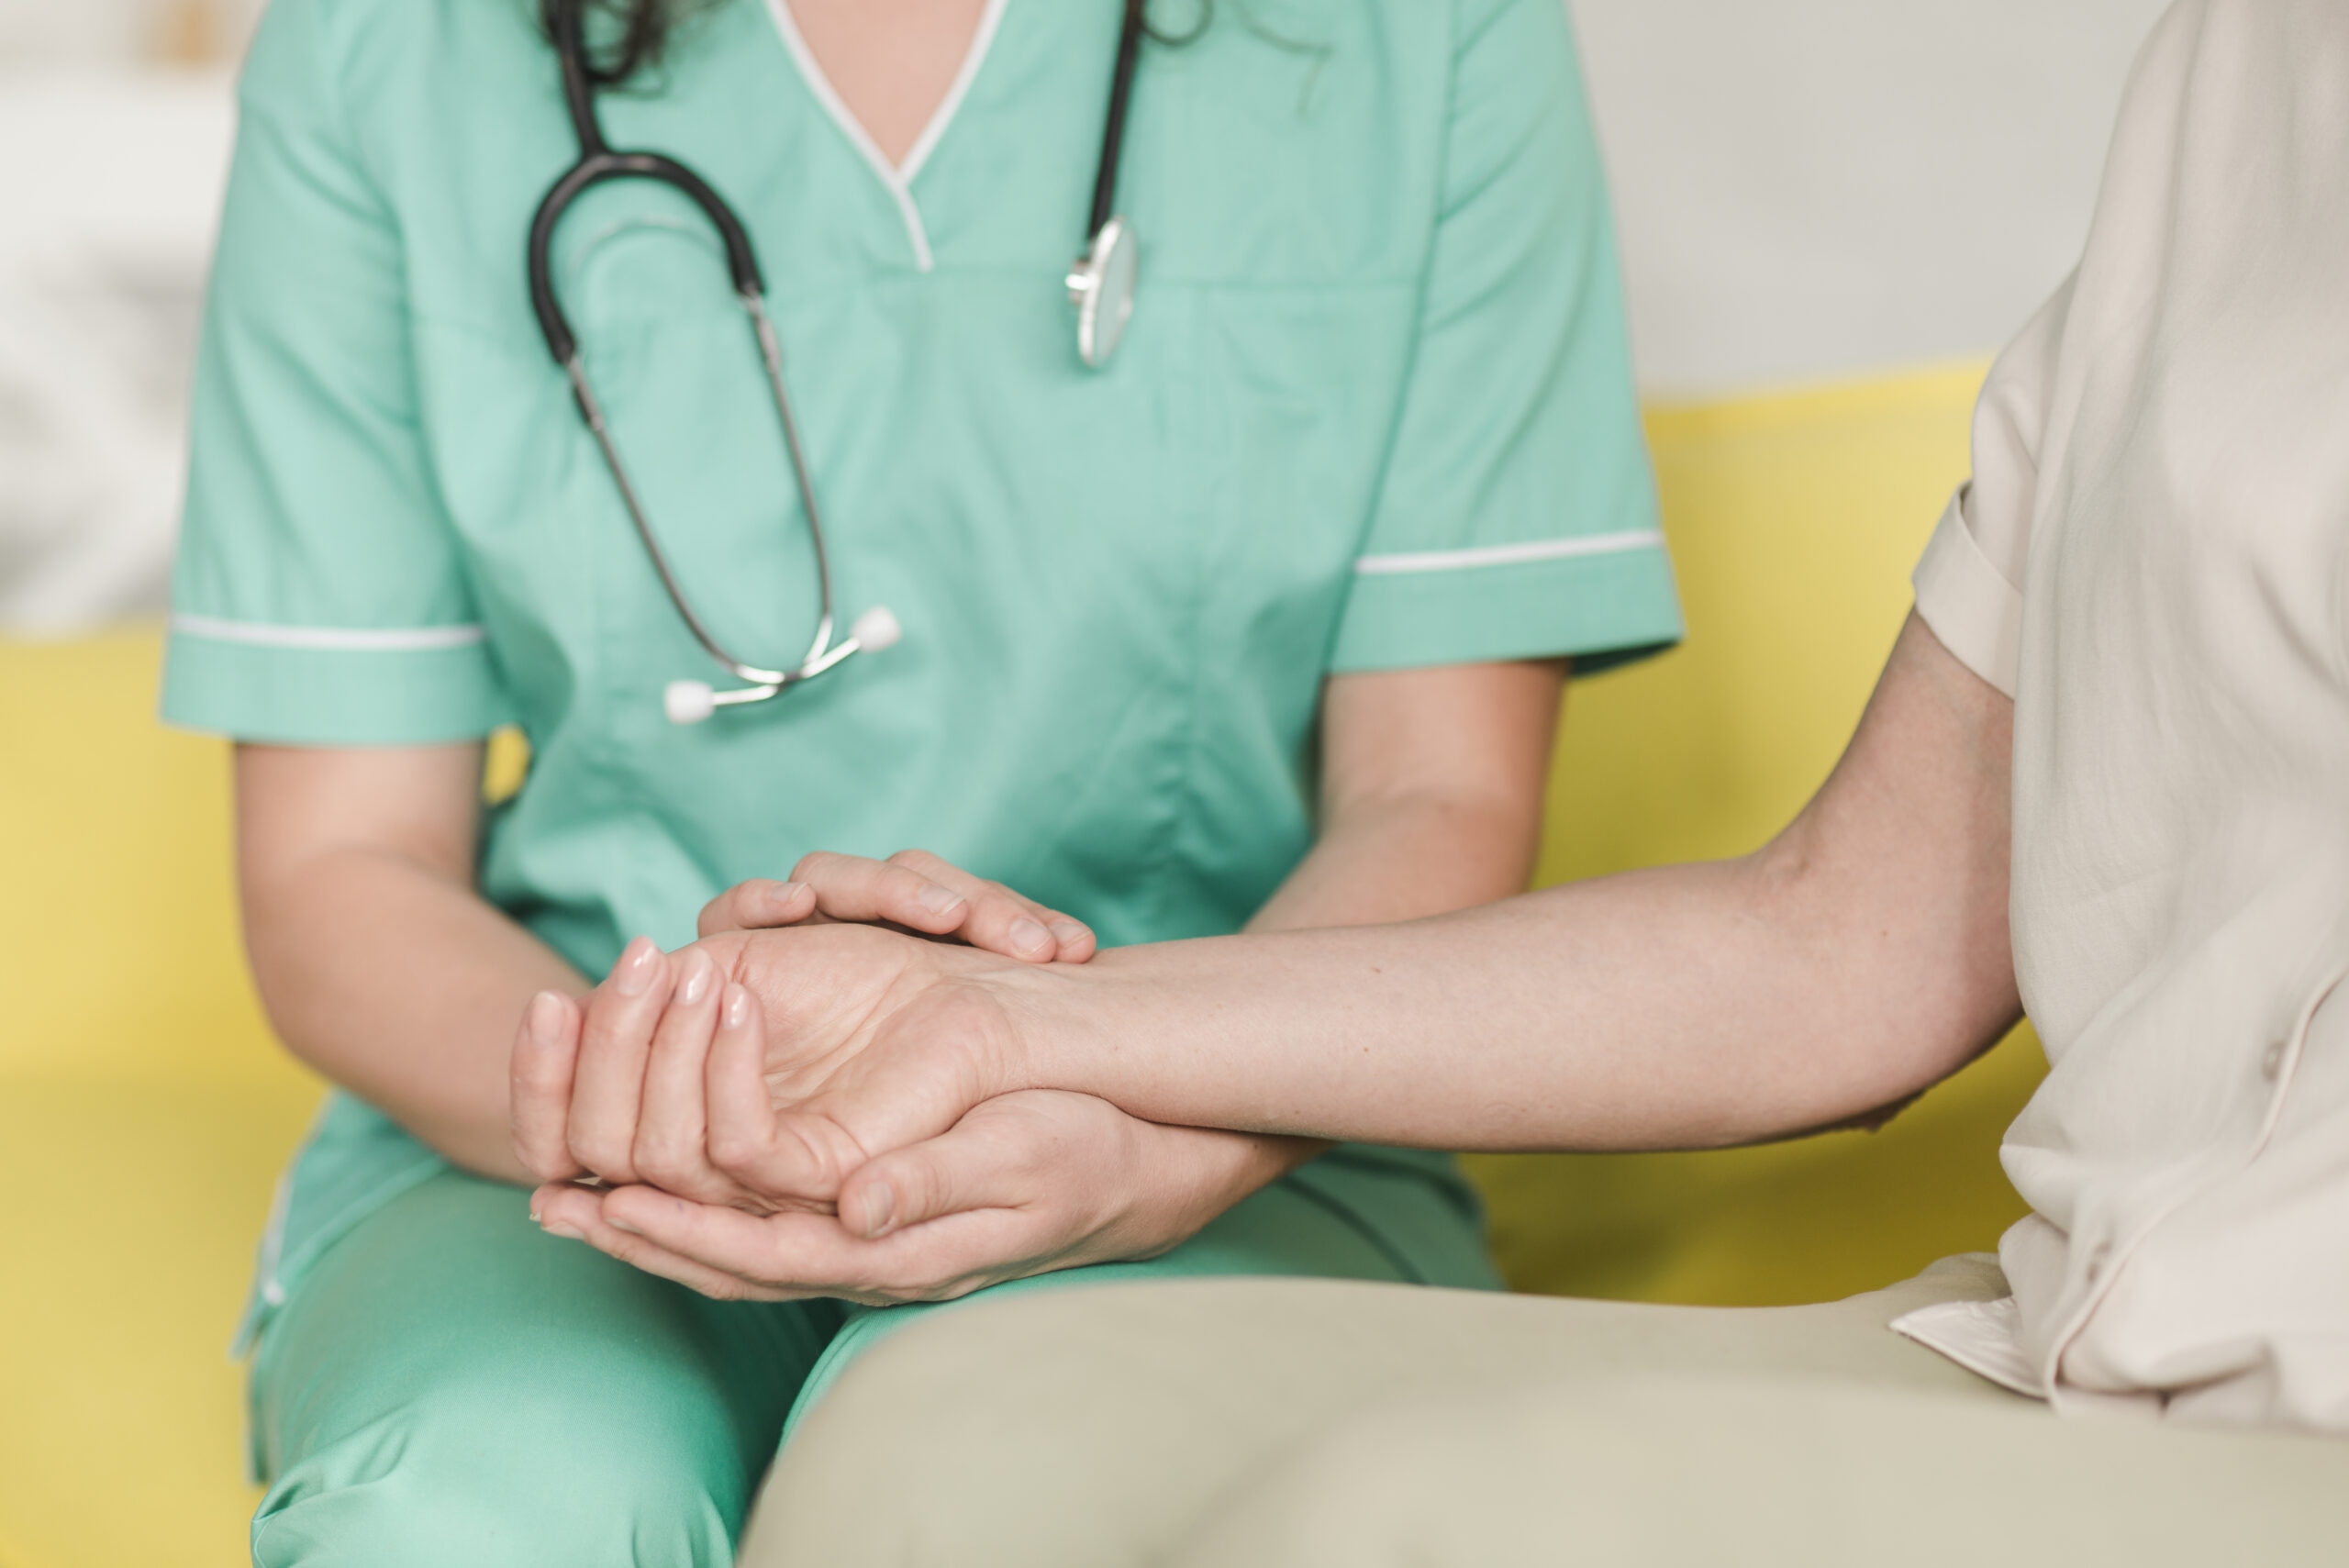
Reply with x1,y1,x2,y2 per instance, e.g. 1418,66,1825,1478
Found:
0,70,235,628
1571,0,2175,393
0,0,262,65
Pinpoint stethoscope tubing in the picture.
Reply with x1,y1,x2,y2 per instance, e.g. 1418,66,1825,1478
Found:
529,0,1147,717
1090,0,1148,237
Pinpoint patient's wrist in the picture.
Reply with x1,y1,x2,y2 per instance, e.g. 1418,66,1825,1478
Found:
987,954,1132,1102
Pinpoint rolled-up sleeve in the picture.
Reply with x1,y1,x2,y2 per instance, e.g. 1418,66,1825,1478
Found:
1330,0,1680,677
161,0,511,746
1913,276,2074,700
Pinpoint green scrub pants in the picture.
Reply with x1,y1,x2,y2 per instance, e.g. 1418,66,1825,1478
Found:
248,1158,1494,1566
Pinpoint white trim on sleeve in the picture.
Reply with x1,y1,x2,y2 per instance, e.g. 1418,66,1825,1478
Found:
1353,529,1666,577
172,613,489,652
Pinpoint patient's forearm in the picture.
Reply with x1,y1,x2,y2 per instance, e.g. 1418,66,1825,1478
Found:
1003,617,2021,1153
1140,662,1564,1184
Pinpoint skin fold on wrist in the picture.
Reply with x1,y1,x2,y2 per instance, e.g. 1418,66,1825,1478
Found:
986,955,1125,1105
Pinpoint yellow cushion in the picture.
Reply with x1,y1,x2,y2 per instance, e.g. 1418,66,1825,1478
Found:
0,633,323,1568
0,363,2038,1567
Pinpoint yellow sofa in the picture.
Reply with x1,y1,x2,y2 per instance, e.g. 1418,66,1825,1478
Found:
0,363,2041,1568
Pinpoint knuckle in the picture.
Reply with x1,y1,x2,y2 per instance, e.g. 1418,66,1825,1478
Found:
894,1162,944,1216
903,1273,977,1305
831,1266,884,1299
629,1133,685,1184
791,850,845,882
578,999,629,1048
707,1130,761,1174
522,1134,573,1178
891,849,960,884
569,1133,630,1183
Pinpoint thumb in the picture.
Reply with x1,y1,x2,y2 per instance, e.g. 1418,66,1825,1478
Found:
837,1116,1033,1240
704,983,866,1205
802,987,1019,1168
697,879,816,939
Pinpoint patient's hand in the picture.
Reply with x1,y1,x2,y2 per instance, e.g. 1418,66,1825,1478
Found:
509,849,1090,1201
510,920,1030,1207
515,927,1298,1305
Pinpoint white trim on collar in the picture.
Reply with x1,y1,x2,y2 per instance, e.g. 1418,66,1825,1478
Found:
760,0,1012,274
900,0,1009,184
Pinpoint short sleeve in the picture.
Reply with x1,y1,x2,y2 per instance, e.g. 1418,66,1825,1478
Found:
1330,0,1680,677
161,0,512,746
1912,275,2074,700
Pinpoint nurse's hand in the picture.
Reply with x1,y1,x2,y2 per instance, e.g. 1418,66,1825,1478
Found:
696,850,1097,964
529,1085,1280,1307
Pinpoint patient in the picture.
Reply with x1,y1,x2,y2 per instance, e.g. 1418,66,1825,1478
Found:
526,0,2349,1559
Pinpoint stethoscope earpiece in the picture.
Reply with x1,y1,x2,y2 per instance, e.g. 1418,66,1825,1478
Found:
850,603,904,655
664,680,720,727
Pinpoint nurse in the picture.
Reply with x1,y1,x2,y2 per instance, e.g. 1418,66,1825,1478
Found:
164,0,1678,1559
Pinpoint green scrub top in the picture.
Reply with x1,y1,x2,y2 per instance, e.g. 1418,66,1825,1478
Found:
164,0,1681,1347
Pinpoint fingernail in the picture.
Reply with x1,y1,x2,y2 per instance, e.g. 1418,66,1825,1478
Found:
677,950,714,1007
771,880,808,911
722,984,751,1029
607,1216,643,1238
612,938,659,996
918,883,964,917
1050,920,1090,951
859,1182,896,1239
1008,917,1051,957
525,990,565,1045
541,1220,584,1242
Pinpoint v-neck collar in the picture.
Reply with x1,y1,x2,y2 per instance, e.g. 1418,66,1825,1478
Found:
760,0,1011,272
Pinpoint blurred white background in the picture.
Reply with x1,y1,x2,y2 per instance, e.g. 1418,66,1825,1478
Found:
1578,0,2173,391
0,0,2171,632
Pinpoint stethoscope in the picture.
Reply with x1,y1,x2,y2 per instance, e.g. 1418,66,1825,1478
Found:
528,0,1150,725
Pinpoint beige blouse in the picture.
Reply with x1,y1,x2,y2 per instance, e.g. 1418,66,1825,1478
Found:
1897,0,2349,1431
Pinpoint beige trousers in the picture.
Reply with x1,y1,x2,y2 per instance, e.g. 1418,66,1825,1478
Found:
740,1256,2349,1566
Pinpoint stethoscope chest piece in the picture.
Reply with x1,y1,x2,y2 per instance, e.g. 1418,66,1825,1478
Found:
1069,215,1139,370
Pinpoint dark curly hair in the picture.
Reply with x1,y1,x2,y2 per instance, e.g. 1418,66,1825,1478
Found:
540,0,719,86
545,0,1211,88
